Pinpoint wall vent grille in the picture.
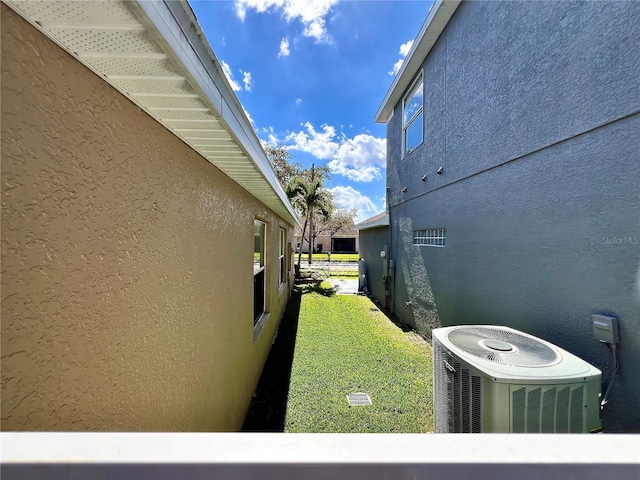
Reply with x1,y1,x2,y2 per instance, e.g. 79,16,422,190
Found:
413,228,445,247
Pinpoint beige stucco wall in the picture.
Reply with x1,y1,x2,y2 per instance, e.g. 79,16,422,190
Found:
1,6,293,432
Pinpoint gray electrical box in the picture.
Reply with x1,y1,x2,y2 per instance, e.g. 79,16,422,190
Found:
592,314,619,344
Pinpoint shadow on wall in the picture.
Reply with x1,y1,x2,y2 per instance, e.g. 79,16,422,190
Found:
241,286,303,431
398,216,441,335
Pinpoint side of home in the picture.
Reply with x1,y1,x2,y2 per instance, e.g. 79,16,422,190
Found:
1,0,297,431
354,212,390,304
375,0,640,432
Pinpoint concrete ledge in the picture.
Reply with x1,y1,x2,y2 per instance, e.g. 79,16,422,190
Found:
2,433,638,479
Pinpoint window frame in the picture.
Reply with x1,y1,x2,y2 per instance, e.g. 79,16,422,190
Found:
402,71,424,157
278,227,286,288
253,219,267,327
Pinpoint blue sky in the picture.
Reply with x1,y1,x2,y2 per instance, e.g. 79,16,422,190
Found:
189,0,433,221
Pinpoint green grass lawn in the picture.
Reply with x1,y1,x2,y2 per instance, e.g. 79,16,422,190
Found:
242,278,434,433
283,281,433,433
326,271,359,278
302,253,360,262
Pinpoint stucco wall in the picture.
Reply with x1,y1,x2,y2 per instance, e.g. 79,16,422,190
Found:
358,227,390,308
386,1,640,432
1,6,293,432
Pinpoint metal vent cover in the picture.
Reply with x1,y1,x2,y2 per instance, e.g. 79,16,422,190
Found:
434,342,482,433
347,393,372,406
511,384,585,433
447,326,560,367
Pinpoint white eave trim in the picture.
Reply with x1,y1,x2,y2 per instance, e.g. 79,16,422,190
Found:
3,0,299,227
122,1,300,226
354,213,389,231
375,0,461,124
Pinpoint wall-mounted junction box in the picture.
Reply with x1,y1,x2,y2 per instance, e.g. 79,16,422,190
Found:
592,314,619,344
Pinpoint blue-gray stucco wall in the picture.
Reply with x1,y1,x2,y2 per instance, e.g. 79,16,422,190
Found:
386,1,640,432
358,226,390,307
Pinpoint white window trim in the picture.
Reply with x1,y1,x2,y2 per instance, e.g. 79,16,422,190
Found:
402,71,424,157
278,228,286,288
253,220,268,339
253,313,271,342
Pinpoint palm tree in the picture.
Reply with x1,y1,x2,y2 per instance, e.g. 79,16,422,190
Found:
290,165,333,269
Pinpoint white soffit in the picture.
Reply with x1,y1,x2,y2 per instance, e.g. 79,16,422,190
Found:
375,0,461,124
4,0,299,226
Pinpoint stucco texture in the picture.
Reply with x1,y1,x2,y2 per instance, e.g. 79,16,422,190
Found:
358,227,390,308
386,1,640,432
1,6,293,431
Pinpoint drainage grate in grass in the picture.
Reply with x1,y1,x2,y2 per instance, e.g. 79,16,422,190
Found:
347,392,372,406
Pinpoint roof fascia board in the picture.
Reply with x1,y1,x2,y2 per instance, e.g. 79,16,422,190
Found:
354,212,389,230
354,217,389,231
374,0,461,124
132,0,299,226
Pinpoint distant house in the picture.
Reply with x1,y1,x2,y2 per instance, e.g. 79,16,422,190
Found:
295,228,359,254
1,0,298,431
374,0,639,432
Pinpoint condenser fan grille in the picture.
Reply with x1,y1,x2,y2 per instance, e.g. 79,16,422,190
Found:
447,326,560,367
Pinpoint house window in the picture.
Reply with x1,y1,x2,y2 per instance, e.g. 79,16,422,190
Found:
278,228,286,286
253,220,266,325
414,228,445,247
403,72,423,156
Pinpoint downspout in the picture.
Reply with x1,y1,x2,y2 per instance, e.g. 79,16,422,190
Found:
386,186,395,314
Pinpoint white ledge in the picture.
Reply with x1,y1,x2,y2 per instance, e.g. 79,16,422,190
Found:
1,433,638,479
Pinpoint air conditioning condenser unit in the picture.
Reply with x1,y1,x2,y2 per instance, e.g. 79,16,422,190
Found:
432,325,601,433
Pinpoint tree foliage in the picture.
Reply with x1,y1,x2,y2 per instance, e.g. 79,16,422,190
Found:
295,169,334,266
265,146,302,189
265,146,334,268
312,208,357,245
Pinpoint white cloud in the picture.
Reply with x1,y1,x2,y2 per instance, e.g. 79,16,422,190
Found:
221,61,242,91
389,59,404,77
329,186,379,222
221,62,253,93
242,70,253,91
268,136,278,145
399,39,414,57
328,134,386,182
389,39,414,76
281,122,386,182
235,0,338,43
285,122,339,160
295,98,302,106
242,106,255,126
260,126,279,146
278,37,290,57
303,18,330,43
378,195,387,212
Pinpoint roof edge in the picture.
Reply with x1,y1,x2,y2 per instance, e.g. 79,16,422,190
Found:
133,0,300,226
374,0,461,124
354,212,389,231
